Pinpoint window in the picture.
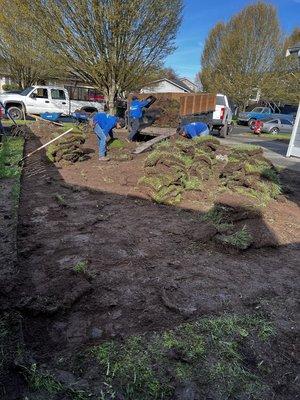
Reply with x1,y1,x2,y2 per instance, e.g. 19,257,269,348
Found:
20,87,34,96
32,88,48,99
65,86,104,102
51,89,66,100
281,119,292,125
216,95,226,106
252,107,264,113
268,119,278,124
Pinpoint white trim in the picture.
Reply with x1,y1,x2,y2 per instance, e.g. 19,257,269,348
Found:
286,101,300,158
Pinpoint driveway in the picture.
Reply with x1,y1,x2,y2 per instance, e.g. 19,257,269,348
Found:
218,126,300,172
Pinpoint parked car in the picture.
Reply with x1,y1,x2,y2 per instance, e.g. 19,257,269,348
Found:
238,106,293,126
260,118,294,134
212,93,233,137
0,85,105,120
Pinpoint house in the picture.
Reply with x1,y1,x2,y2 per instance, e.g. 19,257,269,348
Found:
140,77,194,94
179,77,198,93
0,72,15,93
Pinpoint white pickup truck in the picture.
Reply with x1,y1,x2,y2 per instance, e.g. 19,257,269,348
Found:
212,93,233,137
0,85,105,120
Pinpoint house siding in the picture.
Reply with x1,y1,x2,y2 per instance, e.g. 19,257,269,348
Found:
0,76,12,93
141,80,188,93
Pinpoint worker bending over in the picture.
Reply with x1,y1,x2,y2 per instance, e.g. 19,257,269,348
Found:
128,96,155,141
90,112,125,161
177,121,209,139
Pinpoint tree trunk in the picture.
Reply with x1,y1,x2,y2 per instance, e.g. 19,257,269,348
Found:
105,83,117,114
108,92,116,114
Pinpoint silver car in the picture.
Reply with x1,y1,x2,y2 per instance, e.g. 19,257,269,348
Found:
261,118,294,134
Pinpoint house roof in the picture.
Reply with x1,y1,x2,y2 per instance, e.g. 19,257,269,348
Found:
286,42,300,56
180,77,196,86
143,77,192,93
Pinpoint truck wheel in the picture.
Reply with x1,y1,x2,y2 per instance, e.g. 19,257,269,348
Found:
7,106,23,120
248,118,255,127
227,123,233,136
219,122,228,138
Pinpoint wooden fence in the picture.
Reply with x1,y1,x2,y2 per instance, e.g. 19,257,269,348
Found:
128,92,216,116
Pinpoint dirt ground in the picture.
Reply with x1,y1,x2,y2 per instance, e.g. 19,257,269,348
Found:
1,124,300,399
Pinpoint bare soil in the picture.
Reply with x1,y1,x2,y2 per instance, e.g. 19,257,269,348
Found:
2,124,300,399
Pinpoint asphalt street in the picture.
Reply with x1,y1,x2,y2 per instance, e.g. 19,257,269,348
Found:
219,125,300,172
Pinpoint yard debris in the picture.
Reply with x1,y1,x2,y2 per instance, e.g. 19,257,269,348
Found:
18,128,73,165
140,137,281,207
139,137,282,250
46,132,88,163
10,124,32,139
144,98,180,128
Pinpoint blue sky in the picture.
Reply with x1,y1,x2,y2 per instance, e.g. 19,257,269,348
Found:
165,0,300,81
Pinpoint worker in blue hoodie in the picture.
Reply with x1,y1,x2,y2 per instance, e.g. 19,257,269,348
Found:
128,96,156,141
90,112,125,161
177,121,209,139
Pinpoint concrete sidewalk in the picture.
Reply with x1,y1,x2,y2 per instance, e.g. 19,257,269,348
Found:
220,134,300,172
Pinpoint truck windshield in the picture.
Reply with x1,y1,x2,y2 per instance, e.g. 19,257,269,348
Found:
216,95,226,106
251,107,264,113
20,87,34,96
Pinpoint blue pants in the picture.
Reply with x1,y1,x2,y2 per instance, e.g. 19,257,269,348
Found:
94,124,114,157
94,124,106,157
128,118,140,141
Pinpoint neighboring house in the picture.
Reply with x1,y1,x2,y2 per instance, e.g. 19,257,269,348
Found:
0,73,14,93
179,77,198,93
140,78,193,94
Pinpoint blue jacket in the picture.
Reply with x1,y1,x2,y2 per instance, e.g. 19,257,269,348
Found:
183,122,209,139
93,112,117,136
129,98,152,119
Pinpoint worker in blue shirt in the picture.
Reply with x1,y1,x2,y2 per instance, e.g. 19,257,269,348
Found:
128,96,155,141
177,121,209,139
90,112,125,161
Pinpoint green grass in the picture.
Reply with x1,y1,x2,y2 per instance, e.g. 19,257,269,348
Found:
1,119,34,127
154,139,172,150
193,135,220,145
0,137,24,213
232,143,262,154
0,137,24,178
26,363,63,394
202,207,232,231
242,132,291,142
54,193,68,206
108,138,125,149
60,122,82,134
24,363,91,399
91,314,275,400
73,260,88,273
152,185,182,205
218,226,253,250
182,176,203,191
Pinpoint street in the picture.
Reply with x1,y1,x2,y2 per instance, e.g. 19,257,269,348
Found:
220,125,300,172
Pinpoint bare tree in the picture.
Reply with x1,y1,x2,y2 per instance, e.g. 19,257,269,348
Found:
23,0,183,112
162,67,180,81
0,1,64,89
